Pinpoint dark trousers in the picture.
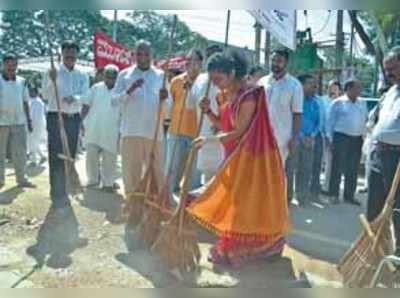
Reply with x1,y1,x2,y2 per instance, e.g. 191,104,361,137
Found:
329,132,363,201
367,146,400,248
310,133,323,196
47,113,81,209
287,142,314,205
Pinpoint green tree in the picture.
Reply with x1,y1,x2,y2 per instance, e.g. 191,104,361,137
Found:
0,10,208,61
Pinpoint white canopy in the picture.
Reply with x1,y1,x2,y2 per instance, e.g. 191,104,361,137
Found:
18,56,95,75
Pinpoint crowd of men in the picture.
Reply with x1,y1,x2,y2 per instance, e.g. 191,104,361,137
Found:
0,39,399,257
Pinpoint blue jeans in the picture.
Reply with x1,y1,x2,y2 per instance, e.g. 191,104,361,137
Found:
165,134,200,193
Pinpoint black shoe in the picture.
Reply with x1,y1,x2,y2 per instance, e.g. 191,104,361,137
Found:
331,197,340,205
358,187,368,194
321,190,331,196
85,183,99,189
102,186,115,193
18,181,36,189
345,199,361,206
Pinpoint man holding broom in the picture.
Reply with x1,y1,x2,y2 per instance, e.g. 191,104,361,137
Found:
165,49,204,193
112,40,168,196
367,46,400,258
42,41,89,212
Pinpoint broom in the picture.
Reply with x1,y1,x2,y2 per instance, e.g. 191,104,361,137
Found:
338,161,400,287
138,79,193,248
44,12,83,196
152,80,211,277
124,15,178,228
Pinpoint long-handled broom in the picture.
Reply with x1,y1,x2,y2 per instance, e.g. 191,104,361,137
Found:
338,161,400,287
152,81,211,276
44,12,83,196
124,15,178,228
138,79,193,248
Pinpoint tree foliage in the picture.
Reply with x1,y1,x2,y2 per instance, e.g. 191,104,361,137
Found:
0,10,208,61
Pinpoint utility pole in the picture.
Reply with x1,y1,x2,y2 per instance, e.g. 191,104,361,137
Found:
336,10,345,80
264,31,271,71
254,22,262,65
112,10,118,42
224,10,231,49
349,12,355,67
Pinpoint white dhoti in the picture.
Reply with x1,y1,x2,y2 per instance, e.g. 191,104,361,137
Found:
83,82,121,188
197,142,223,183
28,96,47,164
86,143,117,187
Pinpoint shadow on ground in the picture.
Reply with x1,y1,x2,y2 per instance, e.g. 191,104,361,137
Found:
26,205,88,269
80,189,124,224
0,187,23,205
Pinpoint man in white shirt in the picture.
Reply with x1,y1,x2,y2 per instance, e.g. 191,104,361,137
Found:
82,65,120,193
327,79,368,205
258,49,303,165
42,41,90,210
27,87,47,166
195,45,223,183
367,47,400,257
112,40,168,195
0,54,35,190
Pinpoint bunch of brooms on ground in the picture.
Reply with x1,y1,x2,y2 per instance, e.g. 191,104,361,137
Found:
124,15,209,276
338,161,400,288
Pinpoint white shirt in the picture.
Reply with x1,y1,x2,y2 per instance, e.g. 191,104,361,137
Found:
258,73,303,159
373,85,400,145
83,82,121,154
0,75,29,126
29,96,46,137
327,95,368,141
192,73,220,137
42,64,90,114
112,65,165,139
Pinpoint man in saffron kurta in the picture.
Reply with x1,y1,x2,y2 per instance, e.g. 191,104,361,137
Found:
165,50,203,193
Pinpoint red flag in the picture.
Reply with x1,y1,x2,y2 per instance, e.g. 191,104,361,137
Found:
94,31,135,70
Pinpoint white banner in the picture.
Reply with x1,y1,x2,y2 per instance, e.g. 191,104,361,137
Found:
248,10,297,50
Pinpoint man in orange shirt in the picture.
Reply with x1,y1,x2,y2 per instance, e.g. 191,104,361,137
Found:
165,49,203,193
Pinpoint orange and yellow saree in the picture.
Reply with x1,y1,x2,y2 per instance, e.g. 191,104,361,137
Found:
187,85,290,267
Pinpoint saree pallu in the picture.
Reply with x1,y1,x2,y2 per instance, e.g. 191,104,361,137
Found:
187,85,291,267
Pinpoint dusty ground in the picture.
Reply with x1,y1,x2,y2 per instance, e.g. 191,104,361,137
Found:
0,157,345,288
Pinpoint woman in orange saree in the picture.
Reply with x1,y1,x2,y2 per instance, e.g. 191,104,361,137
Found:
187,51,291,268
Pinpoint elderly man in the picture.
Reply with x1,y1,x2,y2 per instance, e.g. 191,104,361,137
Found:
367,47,400,257
82,65,120,193
42,41,90,211
112,40,168,195
0,54,35,190
327,79,368,206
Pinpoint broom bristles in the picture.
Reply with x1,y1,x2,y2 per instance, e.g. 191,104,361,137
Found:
137,185,173,247
152,208,200,276
66,164,83,196
338,217,395,287
124,166,160,227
